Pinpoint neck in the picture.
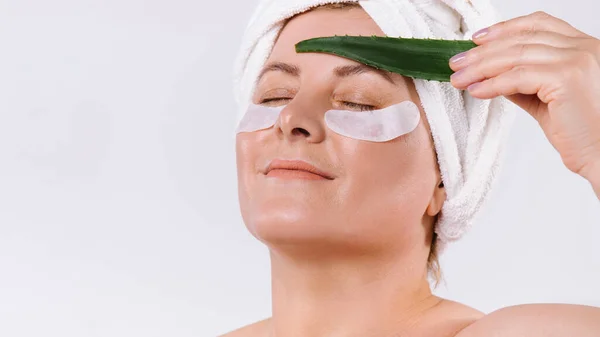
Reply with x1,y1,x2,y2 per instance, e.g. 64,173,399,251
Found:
267,246,438,337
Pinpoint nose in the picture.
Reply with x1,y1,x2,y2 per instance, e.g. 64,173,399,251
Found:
275,101,327,143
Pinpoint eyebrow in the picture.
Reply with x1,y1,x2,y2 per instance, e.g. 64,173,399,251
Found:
257,62,300,81
334,64,396,85
257,61,396,85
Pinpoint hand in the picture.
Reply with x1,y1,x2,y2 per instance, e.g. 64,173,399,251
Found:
448,11,600,185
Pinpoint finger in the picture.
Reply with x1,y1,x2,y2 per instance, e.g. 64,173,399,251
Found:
451,44,573,89
466,64,555,101
504,93,542,115
473,11,589,43
451,30,577,71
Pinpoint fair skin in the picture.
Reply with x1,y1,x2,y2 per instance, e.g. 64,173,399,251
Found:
225,6,600,337
451,11,600,199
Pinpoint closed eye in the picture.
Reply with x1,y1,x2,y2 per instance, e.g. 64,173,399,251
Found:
260,97,291,106
260,98,376,111
340,101,376,112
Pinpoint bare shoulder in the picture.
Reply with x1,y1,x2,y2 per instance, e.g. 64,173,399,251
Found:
435,298,485,318
219,318,270,337
456,303,600,337
412,298,485,337
218,300,485,337
216,302,600,337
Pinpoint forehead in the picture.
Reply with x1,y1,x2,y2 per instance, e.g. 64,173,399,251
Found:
269,7,386,59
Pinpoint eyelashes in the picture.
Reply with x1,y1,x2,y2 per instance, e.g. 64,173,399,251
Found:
341,101,377,112
259,97,289,105
259,97,377,112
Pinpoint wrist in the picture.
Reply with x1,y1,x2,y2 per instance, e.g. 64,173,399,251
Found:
582,160,600,199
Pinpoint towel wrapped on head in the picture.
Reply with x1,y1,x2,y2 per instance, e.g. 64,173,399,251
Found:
233,0,516,252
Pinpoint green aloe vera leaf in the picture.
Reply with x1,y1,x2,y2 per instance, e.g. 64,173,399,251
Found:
295,35,477,82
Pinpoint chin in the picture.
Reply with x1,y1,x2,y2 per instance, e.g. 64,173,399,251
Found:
241,205,379,256
244,205,329,244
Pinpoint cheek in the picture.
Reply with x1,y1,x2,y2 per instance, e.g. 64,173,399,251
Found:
235,135,261,224
235,135,254,184
334,131,437,233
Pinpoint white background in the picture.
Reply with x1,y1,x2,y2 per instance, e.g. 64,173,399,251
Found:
0,0,599,336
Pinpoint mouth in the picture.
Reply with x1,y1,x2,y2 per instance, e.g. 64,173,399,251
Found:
265,159,335,181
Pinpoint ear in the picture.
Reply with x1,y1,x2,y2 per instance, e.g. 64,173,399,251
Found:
426,180,446,217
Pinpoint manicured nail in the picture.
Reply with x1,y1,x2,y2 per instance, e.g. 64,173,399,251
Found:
450,51,467,64
450,68,465,81
472,27,489,40
467,82,482,91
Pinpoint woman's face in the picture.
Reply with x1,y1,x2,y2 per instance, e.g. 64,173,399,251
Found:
236,7,445,255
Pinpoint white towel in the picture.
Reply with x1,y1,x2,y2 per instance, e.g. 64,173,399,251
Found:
232,0,516,251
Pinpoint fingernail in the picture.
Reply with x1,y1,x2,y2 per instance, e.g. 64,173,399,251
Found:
472,27,489,40
450,52,467,64
467,82,482,91
450,69,465,81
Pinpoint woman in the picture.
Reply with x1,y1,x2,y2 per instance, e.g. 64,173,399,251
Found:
224,1,600,336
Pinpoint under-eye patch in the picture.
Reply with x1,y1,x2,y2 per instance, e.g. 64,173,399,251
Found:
324,101,420,142
236,101,421,142
236,104,283,133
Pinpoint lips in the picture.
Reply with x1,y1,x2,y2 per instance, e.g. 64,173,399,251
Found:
265,159,334,180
